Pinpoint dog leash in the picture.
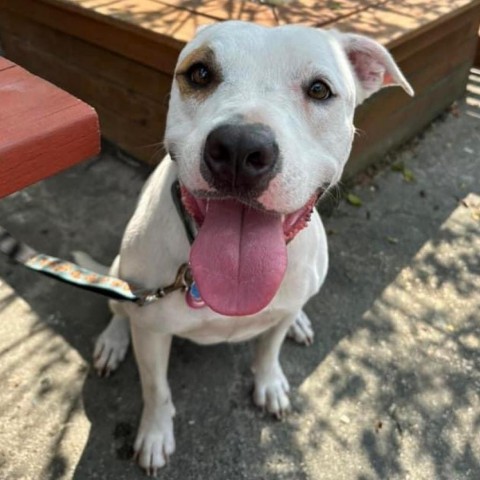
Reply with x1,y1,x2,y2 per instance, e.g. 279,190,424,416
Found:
0,181,201,307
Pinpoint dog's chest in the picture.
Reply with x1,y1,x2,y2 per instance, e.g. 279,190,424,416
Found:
126,291,285,344
178,310,280,344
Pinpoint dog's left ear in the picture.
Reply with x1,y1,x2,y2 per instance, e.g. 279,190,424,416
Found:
338,32,414,105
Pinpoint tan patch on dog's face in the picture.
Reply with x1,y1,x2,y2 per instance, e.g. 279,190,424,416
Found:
175,46,222,101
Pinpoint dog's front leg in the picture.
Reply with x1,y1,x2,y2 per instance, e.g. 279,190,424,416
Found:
131,322,175,474
252,316,293,419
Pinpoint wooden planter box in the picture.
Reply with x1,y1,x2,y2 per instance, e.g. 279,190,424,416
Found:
475,29,480,66
1,0,479,176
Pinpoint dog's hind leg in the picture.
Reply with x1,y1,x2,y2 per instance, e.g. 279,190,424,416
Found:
252,316,293,419
94,312,130,376
71,251,132,375
287,310,314,346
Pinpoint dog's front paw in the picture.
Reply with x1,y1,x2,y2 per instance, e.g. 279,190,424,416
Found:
287,310,314,346
253,364,291,419
134,402,176,475
94,315,130,376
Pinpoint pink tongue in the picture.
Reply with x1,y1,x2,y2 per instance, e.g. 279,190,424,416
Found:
190,199,287,316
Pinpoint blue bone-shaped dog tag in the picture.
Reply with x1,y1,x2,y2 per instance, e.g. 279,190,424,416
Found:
186,281,206,309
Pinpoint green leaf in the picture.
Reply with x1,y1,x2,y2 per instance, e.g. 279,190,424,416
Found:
392,161,415,182
346,193,362,207
402,168,415,182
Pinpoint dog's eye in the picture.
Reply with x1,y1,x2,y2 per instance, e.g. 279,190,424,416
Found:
307,80,331,101
187,63,212,88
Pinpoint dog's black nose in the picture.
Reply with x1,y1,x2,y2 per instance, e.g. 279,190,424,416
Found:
203,123,279,193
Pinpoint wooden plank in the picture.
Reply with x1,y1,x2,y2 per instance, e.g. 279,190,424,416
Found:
355,27,479,125
1,26,167,162
1,2,475,78
355,28,479,124
80,0,278,25
0,57,15,70
2,0,478,172
0,10,173,102
390,6,480,62
40,0,383,30
0,59,100,197
275,0,390,27
149,0,385,26
475,31,480,67
46,0,475,40
346,62,471,176
6,0,212,47
355,57,474,134
1,32,166,150
39,0,480,48
0,0,183,75
1,33,168,128
0,12,170,163
396,19,478,78
334,0,480,49
98,105,164,164
3,0,479,76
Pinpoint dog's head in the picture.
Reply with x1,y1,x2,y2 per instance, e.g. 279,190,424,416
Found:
165,21,413,316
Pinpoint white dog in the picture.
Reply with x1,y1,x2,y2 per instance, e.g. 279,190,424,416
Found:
86,21,412,474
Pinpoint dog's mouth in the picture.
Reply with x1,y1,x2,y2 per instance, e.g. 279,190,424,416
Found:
181,186,317,316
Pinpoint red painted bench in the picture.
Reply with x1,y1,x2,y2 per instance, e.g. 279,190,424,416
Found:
0,57,100,198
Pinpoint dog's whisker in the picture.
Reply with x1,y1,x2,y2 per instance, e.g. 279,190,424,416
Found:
354,127,365,137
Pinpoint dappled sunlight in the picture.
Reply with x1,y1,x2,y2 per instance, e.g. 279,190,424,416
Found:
0,278,90,479
290,193,480,479
54,0,475,45
0,0,479,465
466,68,480,120
0,101,478,477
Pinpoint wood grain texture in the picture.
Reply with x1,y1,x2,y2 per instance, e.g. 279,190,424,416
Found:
0,57,15,70
0,15,167,164
347,61,473,176
34,0,480,46
0,0,181,74
3,0,479,75
353,24,480,125
333,0,480,49
475,31,480,67
0,58,100,197
0,10,173,101
390,6,480,63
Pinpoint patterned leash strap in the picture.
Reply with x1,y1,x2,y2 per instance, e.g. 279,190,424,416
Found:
0,226,193,306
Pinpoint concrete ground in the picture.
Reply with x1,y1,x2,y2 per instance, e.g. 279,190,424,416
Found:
1,84,479,479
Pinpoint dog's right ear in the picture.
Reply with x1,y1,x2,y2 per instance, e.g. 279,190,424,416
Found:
336,32,414,105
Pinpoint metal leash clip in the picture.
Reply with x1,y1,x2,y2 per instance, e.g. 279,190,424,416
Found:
136,263,194,306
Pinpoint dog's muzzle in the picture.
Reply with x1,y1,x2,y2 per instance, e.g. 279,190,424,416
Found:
202,123,279,195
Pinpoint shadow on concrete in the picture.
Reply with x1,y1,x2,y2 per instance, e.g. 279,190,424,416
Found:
0,93,479,479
